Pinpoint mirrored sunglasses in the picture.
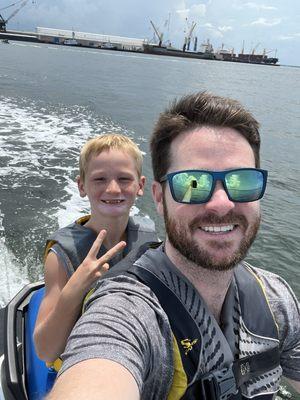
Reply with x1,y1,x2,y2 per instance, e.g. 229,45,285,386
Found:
160,168,268,204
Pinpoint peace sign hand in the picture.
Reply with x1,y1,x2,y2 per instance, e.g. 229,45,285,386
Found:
68,230,126,296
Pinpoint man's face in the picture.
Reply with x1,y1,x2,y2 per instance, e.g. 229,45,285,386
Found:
152,127,261,271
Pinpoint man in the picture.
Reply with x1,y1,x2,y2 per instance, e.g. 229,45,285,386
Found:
47,92,300,399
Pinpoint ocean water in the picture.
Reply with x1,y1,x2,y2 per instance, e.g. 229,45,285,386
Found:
0,40,299,398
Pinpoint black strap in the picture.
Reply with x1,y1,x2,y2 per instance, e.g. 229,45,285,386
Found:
184,346,279,400
128,264,201,381
232,346,280,387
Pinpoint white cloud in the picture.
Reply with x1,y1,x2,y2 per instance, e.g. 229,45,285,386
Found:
176,8,190,14
199,22,232,38
218,25,233,32
190,4,207,17
175,3,206,20
278,35,294,40
249,17,281,26
234,2,277,10
245,2,277,10
203,22,213,28
278,33,300,40
175,8,190,21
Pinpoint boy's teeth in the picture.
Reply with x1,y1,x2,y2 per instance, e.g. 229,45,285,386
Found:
201,225,234,233
103,200,122,204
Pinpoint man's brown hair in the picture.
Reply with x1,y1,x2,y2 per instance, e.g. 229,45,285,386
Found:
150,92,260,182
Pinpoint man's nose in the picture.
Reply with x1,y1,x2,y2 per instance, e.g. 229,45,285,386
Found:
204,181,235,216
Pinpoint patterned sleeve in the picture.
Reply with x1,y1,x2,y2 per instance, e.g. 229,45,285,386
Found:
58,276,174,398
256,269,300,381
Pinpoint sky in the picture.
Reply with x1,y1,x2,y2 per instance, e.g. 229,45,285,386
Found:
2,0,300,66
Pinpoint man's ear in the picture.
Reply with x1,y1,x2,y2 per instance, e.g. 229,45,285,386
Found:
77,175,86,198
137,176,146,197
152,181,164,216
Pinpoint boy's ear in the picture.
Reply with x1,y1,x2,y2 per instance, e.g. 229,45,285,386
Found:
77,175,87,198
137,175,146,197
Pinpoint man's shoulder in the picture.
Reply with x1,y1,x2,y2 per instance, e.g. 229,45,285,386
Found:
243,263,299,330
245,263,298,302
244,263,298,302
87,273,166,316
62,274,174,397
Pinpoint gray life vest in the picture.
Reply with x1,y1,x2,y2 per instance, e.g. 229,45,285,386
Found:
44,215,158,276
102,244,281,399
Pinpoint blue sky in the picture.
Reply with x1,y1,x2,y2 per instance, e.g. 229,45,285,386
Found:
2,0,300,66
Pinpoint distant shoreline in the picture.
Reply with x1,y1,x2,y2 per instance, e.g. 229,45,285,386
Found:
0,30,286,67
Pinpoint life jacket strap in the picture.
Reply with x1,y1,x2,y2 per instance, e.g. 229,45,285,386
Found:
183,366,238,400
233,346,280,387
183,346,279,400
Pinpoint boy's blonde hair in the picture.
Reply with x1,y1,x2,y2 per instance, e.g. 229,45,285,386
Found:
79,133,143,182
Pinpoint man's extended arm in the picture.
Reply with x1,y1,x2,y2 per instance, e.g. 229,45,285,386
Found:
45,275,173,399
46,359,139,400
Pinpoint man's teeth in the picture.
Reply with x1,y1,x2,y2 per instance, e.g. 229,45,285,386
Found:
103,200,123,204
201,225,234,233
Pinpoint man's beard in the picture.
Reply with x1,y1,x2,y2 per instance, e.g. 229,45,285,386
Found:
163,199,260,271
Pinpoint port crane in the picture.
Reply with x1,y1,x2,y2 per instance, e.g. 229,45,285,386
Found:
0,0,31,31
251,42,261,55
183,19,196,51
150,20,164,47
263,48,277,57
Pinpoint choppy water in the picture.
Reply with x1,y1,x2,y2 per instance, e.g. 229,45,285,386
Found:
0,40,299,398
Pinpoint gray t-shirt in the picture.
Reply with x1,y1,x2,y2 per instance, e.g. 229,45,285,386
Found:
59,249,300,399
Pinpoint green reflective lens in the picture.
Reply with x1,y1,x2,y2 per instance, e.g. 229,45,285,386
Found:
172,171,213,203
225,170,264,202
166,168,267,204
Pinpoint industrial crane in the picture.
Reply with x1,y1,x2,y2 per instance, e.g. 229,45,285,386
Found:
251,42,261,55
150,20,164,47
0,0,31,31
263,48,277,57
183,19,196,52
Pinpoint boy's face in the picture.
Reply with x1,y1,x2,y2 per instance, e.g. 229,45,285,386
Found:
78,149,145,219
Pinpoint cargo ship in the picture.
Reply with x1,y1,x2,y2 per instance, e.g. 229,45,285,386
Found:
146,19,279,65
143,43,215,60
214,46,278,65
143,43,278,65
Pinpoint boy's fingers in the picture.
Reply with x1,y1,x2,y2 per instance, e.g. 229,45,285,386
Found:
88,230,107,257
98,241,126,264
100,263,110,272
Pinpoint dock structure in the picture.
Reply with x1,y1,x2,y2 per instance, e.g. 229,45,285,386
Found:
0,26,279,66
0,29,38,42
36,27,147,51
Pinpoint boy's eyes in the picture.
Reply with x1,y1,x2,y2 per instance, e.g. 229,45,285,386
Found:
93,177,133,182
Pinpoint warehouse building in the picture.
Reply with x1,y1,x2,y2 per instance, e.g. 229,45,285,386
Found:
36,27,147,51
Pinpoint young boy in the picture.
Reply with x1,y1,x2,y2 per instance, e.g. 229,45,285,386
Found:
34,134,157,364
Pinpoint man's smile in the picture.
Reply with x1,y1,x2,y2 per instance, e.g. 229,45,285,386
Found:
200,225,235,233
